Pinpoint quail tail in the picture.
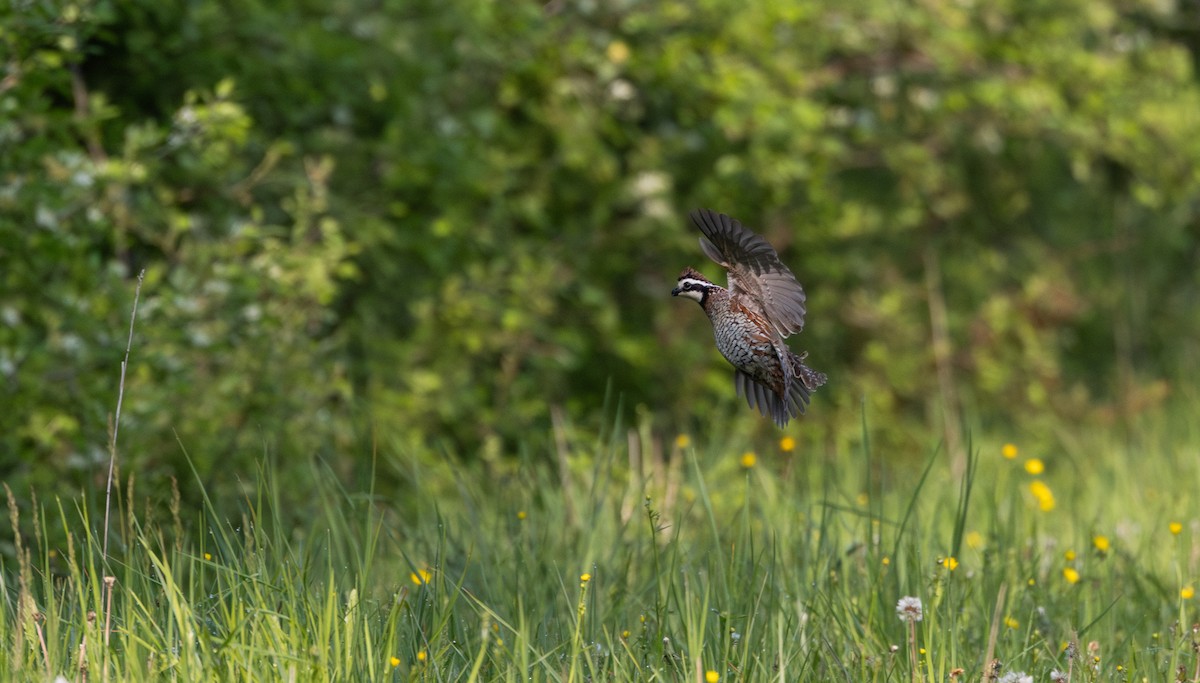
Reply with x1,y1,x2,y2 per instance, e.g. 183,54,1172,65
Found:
791,353,828,392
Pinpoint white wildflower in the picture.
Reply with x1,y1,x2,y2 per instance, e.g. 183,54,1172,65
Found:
896,596,923,623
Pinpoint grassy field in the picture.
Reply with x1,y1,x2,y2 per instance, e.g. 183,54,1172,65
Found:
3,402,1199,682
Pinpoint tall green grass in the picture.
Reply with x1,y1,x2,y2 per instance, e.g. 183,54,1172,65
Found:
3,402,1199,681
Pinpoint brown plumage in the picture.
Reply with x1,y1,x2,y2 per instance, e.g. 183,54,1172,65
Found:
672,209,826,427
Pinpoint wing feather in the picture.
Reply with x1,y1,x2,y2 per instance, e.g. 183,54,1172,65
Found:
734,370,811,427
690,209,808,337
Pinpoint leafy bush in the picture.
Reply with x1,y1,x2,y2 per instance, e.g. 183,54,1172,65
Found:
2,0,1199,502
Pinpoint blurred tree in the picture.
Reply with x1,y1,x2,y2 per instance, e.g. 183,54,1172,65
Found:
1,3,357,498
1,0,1198,503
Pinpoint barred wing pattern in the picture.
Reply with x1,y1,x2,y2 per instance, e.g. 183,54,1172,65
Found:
690,209,808,337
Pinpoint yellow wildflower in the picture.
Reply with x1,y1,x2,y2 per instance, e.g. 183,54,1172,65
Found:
944,556,959,571
740,452,757,469
1024,458,1045,475
965,531,984,549
389,656,401,667
1092,535,1110,552
204,552,212,561
411,568,432,586
1064,550,1076,561
1063,567,1080,584
779,436,796,452
580,573,591,582
1002,443,1019,459
1183,587,1195,600
417,650,427,662
1029,480,1056,511
517,510,527,520
1004,616,1019,629
675,434,691,449
1170,522,1183,535
705,671,720,683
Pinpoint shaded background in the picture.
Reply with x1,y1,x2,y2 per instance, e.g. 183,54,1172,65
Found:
2,0,1198,504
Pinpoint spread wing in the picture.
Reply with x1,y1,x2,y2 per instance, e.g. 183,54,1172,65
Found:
690,209,808,337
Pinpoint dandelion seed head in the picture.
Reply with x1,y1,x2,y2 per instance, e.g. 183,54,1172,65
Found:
896,596,923,622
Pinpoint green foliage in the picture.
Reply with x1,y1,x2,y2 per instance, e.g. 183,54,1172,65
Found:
3,404,1199,680
3,0,1200,500
1,1,357,494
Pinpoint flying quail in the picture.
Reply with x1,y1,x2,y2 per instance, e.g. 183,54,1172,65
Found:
671,209,827,427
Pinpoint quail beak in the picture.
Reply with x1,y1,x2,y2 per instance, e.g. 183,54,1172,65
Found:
671,286,682,297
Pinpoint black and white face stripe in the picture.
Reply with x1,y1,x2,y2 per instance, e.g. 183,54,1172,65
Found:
672,277,717,304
